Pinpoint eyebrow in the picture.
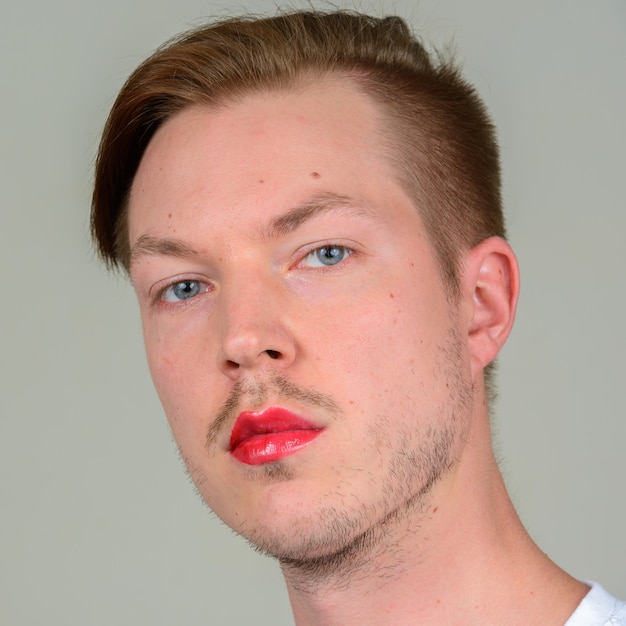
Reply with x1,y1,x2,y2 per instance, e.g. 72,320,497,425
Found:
130,234,202,270
262,192,366,239
129,192,371,269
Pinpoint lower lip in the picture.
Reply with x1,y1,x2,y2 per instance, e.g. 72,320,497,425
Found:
230,429,322,465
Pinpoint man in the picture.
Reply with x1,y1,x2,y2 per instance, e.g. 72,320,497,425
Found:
91,10,624,625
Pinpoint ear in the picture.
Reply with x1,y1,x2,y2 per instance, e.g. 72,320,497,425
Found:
462,237,520,379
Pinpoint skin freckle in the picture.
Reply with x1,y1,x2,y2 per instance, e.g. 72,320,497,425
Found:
93,9,605,626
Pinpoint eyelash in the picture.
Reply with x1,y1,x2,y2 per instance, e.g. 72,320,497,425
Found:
298,244,354,269
154,278,212,306
151,244,354,306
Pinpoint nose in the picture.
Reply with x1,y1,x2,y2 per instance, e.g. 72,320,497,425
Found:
217,275,297,380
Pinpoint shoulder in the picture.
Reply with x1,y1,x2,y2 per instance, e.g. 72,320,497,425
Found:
565,582,626,626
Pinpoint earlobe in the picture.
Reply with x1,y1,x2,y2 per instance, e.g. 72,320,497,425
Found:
464,237,520,377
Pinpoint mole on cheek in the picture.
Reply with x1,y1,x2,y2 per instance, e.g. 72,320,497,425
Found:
310,171,321,179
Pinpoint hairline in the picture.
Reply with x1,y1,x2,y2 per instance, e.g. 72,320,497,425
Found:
116,71,464,300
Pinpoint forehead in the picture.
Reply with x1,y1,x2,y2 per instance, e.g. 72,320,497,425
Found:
127,77,420,248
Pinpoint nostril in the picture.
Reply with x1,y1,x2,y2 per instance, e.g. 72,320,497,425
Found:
266,350,280,359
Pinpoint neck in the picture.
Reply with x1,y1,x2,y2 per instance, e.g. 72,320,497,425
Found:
281,420,586,626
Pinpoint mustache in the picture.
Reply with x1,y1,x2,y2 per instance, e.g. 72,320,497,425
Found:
205,374,342,449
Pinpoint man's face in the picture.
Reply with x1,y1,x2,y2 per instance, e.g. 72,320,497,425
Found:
128,79,475,563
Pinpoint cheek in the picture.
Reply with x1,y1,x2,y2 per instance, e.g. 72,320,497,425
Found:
144,339,215,468
143,312,210,379
346,290,440,361
143,327,178,400
328,287,454,412
141,321,210,427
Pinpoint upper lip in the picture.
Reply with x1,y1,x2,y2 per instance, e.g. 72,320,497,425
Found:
229,407,322,450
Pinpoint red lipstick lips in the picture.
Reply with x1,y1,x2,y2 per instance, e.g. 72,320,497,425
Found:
229,407,323,465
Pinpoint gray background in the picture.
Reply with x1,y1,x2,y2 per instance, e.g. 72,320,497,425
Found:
2,0,624,624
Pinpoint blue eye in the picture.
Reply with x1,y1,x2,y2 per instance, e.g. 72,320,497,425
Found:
303,245,352,267
161,280,205,303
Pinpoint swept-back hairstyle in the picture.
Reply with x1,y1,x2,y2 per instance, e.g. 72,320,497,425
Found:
92,9,505,294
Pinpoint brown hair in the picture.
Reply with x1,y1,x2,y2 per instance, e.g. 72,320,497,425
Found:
92,9,505,293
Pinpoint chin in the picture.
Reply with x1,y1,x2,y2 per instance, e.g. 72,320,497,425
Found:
243,509,369,560
234,475,401,560
239,502,405,587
